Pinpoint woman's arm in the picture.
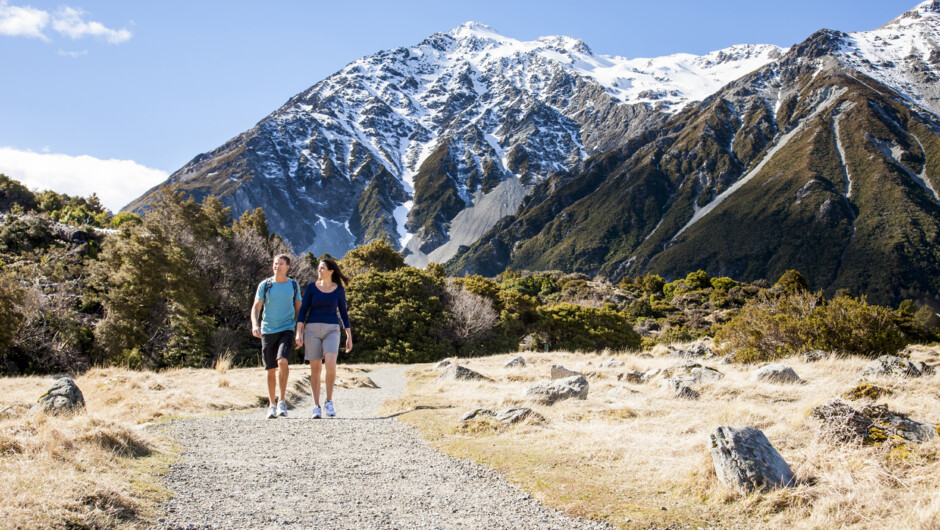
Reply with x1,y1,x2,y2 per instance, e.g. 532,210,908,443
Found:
338,287,352,352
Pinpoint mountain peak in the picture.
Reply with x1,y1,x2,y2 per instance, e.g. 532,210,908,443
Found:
882,0,940,28
447,21,505,40
536,35,592,55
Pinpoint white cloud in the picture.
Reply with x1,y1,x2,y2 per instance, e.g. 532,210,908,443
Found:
52,6,131,44
0,0,49,40
0,147,168,212
0,1,131,44
57,48,88,58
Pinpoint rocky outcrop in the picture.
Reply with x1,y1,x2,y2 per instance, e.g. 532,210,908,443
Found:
505,356,526,368
708,426,795,494
459,407,545,424
812,399,937,444
36,378,85,414
524,376,589,404
438,364,491,382
861,356,935,378
550,365,581,380
754,364,802,384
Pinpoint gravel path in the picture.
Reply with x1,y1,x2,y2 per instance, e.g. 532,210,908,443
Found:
153,365,610,529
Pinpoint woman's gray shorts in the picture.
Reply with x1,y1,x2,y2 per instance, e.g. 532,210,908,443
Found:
304,322,341,361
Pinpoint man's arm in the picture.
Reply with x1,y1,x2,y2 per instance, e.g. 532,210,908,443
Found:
251,299,264,338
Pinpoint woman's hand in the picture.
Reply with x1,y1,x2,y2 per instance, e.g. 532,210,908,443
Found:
345,330,353,353
295,333,303,349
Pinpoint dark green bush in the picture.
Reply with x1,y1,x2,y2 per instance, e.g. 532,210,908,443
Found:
346,267,451,363
775,269,810,294
715,290,908,362
339,239,405,278
533,303,640,351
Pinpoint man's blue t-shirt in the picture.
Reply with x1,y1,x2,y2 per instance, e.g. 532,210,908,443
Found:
255,278,302,334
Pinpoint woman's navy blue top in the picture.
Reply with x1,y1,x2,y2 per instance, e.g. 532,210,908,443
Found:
297,283,351,328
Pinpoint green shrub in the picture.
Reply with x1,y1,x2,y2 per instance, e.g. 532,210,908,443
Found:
339,239,405,278
657,325,698,345
346,267,451,363
715,290,908,362
502,273,559,299
0,274,25,357
685,270,711,290
710,277,737,291
775,269,810,294
533,303,640,351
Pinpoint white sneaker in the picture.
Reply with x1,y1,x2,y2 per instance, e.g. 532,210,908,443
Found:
324,400,336,417
311,406,322,419
266,405,277,419
276,400,287,417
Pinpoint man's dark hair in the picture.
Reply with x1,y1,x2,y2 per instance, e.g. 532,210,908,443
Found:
274,253,291,266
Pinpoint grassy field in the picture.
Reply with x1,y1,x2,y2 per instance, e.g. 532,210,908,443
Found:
385,344,940,529
0,361,374,528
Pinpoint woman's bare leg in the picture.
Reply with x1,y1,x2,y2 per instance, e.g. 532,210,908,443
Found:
324,353,338,402
309,360,322,406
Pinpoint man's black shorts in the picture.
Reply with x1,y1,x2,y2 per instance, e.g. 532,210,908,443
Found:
261,330,293,370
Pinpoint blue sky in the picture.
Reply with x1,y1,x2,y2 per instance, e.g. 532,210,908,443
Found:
0,0,921,210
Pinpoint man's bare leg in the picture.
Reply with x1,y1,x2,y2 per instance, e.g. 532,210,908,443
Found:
277,358,289,403
267,368,277,407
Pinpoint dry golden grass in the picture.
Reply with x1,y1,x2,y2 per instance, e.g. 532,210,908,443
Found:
391,345,940,529
0,362,372,528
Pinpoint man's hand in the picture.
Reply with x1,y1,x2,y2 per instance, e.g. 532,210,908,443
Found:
252,327,262,338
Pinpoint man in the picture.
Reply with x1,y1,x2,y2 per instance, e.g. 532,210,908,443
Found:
251,254,302,418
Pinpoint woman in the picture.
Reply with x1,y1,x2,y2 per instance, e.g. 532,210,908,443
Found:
295,258,352,418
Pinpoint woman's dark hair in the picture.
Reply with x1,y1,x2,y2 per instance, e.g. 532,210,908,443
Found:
321,258,351,288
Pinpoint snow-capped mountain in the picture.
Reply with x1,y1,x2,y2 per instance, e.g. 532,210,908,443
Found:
449,0,940,306
127,22,783,265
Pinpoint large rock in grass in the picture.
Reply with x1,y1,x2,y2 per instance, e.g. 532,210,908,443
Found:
812,399,937,444
495,407,545,424
37,378,85,414
438,364,491,382
550,365,581,379
525,376,589,404
708,426,795,494
505,356,526,368
754,364,802,384
802,350,829,362
598,358,625,368
860,356,931,378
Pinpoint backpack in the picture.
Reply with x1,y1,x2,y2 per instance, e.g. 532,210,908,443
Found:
261,277,299,305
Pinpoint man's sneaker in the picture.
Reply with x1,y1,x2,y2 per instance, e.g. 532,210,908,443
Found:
266,405,277,419
276,400,288,417
311,406,322,419
324,400,336,417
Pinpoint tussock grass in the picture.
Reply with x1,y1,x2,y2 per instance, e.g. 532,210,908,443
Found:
0,362,370,527
396,346,940,528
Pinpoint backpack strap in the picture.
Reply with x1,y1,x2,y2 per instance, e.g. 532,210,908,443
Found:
262,277,273,304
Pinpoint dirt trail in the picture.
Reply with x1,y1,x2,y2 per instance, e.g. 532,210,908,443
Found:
154,365,609,529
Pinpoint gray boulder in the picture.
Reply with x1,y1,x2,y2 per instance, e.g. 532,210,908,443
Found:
433,359,453,369
505,356,526,368
438,364,491,382
598,358,625,368
641,368,664,383
37,378,85,414
861,356,926,378
675,386,701,400
618,370,645,384
525,376,589,404
672,361,724,384
550,365,581,379
802,350,829,362
708,426,795,494
754,364,802,384
812,399,937,444
495,407,545,424
459,409,495,422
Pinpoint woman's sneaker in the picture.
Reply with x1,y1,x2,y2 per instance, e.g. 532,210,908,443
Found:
324,400,336,417
311,406,322,419
276,400,288,418
266,405,277,419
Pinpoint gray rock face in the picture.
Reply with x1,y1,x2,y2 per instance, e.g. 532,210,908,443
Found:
433,359,453,369
672,361,724,383
459,409,495,422
812,399,938,444
495,408,545,424
550,365,581,380
640,368,664,383
618,370,645,384
670,343,714,359
708,426,795,494
525,376,589,404
505,356,526,368
598,358,625,368
802,350,829,362
438,364,491,382
675,386,701,400
37,378,85,414
459,407,545,425
754,364,802,384
861,355,929,378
